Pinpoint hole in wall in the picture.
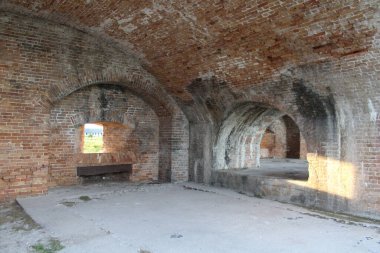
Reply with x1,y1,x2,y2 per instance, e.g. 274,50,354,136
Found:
82,123,104,153
78,121,133,182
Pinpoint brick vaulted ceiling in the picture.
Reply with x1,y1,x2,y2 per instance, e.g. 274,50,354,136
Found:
4,0,378,101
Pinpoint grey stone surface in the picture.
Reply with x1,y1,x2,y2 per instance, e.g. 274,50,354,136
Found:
14,183,380,253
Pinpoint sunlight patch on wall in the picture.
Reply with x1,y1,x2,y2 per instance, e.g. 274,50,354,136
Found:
288,154,356,200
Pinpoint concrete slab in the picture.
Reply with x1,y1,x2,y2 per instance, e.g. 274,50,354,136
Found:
256,158,309,180
17,182,380,253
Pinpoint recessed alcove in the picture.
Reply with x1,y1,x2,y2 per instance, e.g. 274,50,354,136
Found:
49,84,159,185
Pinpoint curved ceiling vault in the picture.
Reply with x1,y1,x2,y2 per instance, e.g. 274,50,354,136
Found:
3,0,378,100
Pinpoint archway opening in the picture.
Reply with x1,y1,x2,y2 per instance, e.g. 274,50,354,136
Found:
213,103,309,181
259,115,308,181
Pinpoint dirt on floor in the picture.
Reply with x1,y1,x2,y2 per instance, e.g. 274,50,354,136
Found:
0,201,64,253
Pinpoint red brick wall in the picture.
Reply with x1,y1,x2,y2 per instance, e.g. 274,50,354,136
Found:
260,131,276,158
260,119,287,159
0,2,378,219
0,11,189,201
103,123,129,153
260,116,307,159
5,0,376,100
49,84,160,185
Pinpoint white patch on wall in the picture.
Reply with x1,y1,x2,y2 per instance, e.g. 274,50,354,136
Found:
99,18,114,30
307,24,323,36
120,23,138,33
117,17,134,25
139,6,165,25
142,8,155,16
198,71,215,80
337,106,346,129
217,57,247,70
70,113,85,127
117,17,138,33
367,98,378,122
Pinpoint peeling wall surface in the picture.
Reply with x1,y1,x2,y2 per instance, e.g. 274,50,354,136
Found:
0,1,379,219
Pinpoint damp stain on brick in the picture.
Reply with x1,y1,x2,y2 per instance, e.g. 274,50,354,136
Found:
292,80,336,119
99,90,107,121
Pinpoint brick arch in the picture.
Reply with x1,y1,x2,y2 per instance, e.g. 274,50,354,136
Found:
208,96,342,206
241,83,338,160
214,98,328,163
0,8,189,182
182,76,339,184
184,76,338,159
49,72,174,118
211,100,338,198
50,80,188,183
214,102,307,170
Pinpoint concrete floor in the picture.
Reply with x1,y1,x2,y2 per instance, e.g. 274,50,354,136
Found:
243,158,309,180
13,182,380,253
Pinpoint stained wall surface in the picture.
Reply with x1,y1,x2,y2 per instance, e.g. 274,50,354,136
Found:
0,1,379,219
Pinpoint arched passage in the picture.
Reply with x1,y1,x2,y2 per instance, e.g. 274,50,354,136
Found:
259,115,308,160
259,115,308,180
213,102,309,180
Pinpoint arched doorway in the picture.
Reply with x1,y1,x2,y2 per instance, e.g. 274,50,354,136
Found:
213,102,309,181
259,115,308,180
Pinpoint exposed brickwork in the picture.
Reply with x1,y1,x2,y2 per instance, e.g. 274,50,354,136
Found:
0,1,378,220
49,84,160,185
182,56,379,218
0,11,189,201
260,117,308,159
283,115,301,159
3,0,377,99
260,120,287,159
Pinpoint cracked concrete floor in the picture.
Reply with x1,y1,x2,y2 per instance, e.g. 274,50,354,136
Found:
3,182,380,253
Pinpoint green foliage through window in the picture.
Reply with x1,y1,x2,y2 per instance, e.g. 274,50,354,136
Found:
83,123,104,153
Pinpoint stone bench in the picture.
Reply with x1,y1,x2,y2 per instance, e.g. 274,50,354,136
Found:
77,164,133,176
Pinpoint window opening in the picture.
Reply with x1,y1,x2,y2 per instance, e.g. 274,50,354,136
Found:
83,123,104,153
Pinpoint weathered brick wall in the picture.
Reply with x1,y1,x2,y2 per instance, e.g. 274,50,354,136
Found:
103,123,129,153
49,84,159,185
260,132,276,158
283,115,301,159
260,116,307,159
260,119,287,159
0,11,189,201
0,1,378,220
5,0,376,101
181,52,379,219
171,108,190,182
300,134,307,160
296,51,380,218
